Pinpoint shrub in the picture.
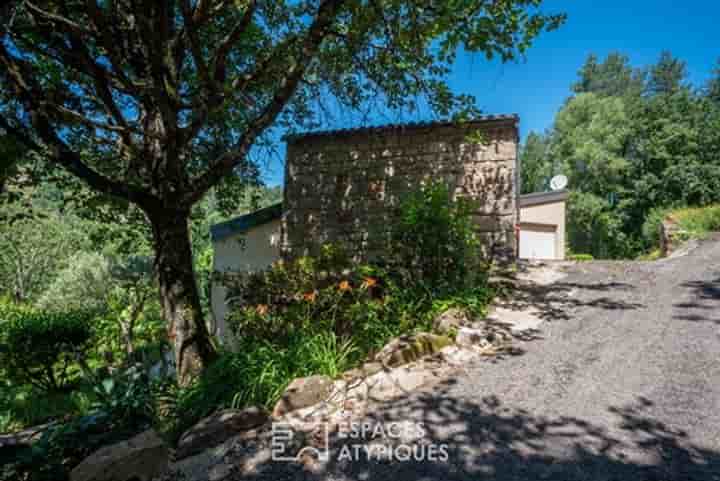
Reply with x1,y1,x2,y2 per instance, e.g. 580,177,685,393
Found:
641,204,720,254
641,207,670,250
159,332,360,443
90,364,155,430
0,308,95,392
217,183,493,430
672,205,720,237
0,382,94,433
36,252,112,312
226,245,385,341
1,411,138,481
390,182,482,289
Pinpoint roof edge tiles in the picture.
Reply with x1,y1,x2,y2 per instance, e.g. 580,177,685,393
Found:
519,190,569,208
210,202,282,242
284,114,519,143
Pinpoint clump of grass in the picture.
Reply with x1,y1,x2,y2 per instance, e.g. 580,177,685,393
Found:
669,205,720,239
637,249,662,261
157,330,360,442
568,253,594,262
0,383,95,433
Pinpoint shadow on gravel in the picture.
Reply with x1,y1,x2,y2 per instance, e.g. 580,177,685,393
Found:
674,277,720,324
236,380,719,481
497,280,645,324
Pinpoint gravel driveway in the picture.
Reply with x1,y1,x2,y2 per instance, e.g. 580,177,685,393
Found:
236,236,720,481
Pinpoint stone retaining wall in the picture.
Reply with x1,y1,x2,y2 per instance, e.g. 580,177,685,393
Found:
282,117,519,261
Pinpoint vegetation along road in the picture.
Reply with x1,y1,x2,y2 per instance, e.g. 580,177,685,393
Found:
240,236,720,481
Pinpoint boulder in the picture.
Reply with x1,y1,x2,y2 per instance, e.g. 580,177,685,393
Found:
455,327,491,348
272,375,334,418
170,429,258,481
374,333,453,368
208,463,234,481
433,308,471,334
70,429,167,481
176,407,268,460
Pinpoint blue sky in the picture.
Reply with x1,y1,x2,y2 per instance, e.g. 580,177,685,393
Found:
447,0,719,140
262,0,720,185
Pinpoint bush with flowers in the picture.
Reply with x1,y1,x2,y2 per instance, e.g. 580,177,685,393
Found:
179,183,495,427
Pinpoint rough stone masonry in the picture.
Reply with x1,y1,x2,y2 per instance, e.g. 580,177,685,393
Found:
282,115,519,261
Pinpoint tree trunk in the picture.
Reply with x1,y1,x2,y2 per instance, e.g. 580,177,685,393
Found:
148,208,215,386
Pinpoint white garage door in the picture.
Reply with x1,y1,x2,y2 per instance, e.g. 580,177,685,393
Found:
519,228,556,260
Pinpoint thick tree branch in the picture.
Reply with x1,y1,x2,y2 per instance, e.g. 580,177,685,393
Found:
24,1,91,37
213,1,256,84
186,0,346,204
0,45,157,207
181,0,213,90
0,113,155,207
84,0,143,94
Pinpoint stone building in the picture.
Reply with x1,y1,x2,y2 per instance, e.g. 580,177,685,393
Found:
209,115,568,339
282,115,519,261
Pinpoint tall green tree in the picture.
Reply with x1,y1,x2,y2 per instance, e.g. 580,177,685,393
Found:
0,1,564,384
646,51,688,96
572,52,644,98
555,52,720,259
553,92,631,194
708,59,720,104
519,131,552,194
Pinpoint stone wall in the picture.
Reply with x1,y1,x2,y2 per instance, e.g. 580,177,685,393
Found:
282,117,519,261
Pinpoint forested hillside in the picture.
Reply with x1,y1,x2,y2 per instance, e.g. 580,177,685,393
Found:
1,159,282,309
521,52,720,258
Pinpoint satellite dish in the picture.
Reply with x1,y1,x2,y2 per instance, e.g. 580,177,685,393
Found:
549,175,568,191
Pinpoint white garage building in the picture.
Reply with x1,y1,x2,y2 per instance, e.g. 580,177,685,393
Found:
518,190,568,261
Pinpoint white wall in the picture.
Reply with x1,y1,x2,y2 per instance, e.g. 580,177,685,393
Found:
210,219,281,343
519,201,566,260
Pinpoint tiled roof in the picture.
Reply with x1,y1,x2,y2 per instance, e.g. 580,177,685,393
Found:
284,114,519,142
519,190,569,208
210,202,282,242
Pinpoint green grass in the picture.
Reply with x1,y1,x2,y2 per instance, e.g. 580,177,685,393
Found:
669,205,720,240
0,382,95,433
567,253,595,262
637,248,662,261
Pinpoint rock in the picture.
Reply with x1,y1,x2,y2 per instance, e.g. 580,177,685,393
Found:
433,308,471,334
208,463,234,481
70,429,168,481
272,375,334,417
332,366,434,404
367,367,432,400
440,345,481,365
171,429,257,481
341,361,384,381
374,333,453,368
176,407,268,460
456,327,491,348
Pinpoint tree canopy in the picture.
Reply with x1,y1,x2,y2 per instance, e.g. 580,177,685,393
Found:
0,0,565,383
520,51,720,258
